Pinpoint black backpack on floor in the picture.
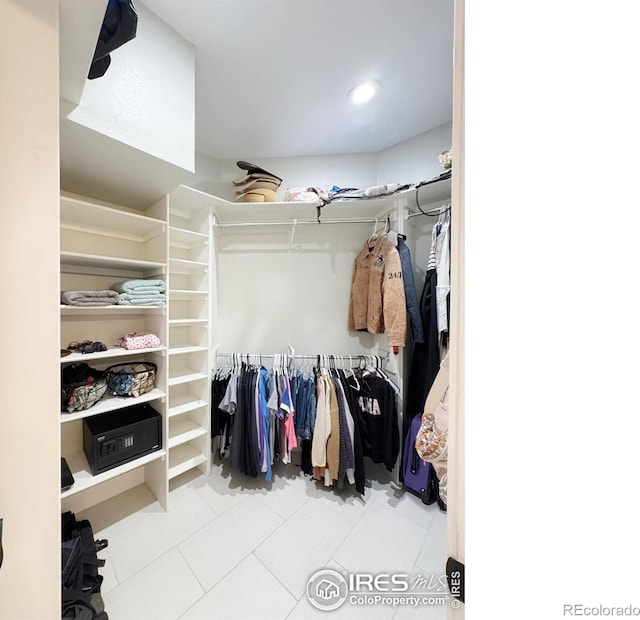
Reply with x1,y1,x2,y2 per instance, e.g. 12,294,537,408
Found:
61,512,109,620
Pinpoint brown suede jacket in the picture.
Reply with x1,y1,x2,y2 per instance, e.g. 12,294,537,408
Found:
348,235,407,347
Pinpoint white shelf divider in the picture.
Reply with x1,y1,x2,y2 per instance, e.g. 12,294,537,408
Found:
61,251,166,275
168,345,208,356
168,418,207,449
60,388,166,424
168,398,208,418
61,449,167,499
168,372,209,387
168,444,207,480
61,346,166,364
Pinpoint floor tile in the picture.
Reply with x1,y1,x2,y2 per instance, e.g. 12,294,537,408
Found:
178,500,283,591
287,594,397,620
180,554,296,620
186,461,267,516
333,503,429,575
369,482,441,530
91,453,448,620
253,465,314,520
304,477,371,524
97,547,118,595
414,510,448,578
103,548,204,620
393,602,448,620
95,486,217,583
255,500,355,599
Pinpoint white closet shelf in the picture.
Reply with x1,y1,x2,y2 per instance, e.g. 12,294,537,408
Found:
168,418,207,449
61,305,166,316
168,258,208,274
60,388,166,424
213,188,424,225
61,449,166,499
61,252,166,275
168,372,209,387
168,290,208,299
61,196,165,240
61,346,166,364
168,319,208,326
169,185,225,216
168,345,208,356
168,444,207,480
168,398,208,418
169,226,208,247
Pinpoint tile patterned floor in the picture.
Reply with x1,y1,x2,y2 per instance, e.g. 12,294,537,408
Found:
80,461,448,620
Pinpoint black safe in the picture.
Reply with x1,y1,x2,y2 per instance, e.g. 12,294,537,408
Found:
83,403,162,475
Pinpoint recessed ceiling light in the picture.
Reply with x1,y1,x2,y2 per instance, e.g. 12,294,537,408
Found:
349,80,379,104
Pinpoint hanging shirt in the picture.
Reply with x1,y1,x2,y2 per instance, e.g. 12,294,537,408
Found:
257,367,272,481
311,371,331,479
325,373,341,486
279,372,297,464
354,374,399,471
219,369,239,415
435,219,451,337
334,374,355,487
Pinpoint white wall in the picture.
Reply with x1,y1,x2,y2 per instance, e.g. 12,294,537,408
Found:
66,1,195,171
193,152,377,202
192,124,451,204
376,121,452,186
215,223,388,356
0,0,61,616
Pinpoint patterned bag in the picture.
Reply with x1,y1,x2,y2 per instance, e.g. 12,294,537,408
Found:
415,387,449,463
114,332,160,350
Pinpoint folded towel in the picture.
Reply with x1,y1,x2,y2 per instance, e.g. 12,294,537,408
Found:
121,286,167,295
111,279,166,294
61,290,120,306
117,293,166,306
117,299,166,307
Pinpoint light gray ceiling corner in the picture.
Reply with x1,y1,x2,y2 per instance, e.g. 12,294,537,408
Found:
141,0,454,160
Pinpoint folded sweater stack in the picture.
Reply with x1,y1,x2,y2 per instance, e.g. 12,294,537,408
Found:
61,290,120,306
111,279,166,307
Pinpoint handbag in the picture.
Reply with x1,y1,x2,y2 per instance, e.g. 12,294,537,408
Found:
415,387,449,463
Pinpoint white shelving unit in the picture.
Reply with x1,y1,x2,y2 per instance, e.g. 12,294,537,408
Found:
166,185,216,485
57,179,450,514
60,191,169,514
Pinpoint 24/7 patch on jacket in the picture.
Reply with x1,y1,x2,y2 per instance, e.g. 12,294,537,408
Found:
348,235,407,347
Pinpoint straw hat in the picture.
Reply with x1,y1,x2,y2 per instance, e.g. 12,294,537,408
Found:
235,188,278,203
236,161,283,183
233,178,281,193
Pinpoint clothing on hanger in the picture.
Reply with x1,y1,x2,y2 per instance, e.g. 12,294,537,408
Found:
395,235,425,343
348,235,407,347
212,353,400,495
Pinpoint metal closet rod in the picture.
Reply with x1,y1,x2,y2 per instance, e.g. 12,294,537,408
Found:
214,217,388,228
215,352,389,361
406,201,452,220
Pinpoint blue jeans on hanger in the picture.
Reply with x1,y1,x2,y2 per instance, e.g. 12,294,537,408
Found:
397,236,424,343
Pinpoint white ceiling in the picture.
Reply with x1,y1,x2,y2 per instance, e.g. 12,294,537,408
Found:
141,0,454,160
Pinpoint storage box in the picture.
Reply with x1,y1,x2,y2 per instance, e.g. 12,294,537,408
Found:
83,404,162,475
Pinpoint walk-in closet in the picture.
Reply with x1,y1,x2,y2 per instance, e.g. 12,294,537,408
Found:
0,1,464,619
